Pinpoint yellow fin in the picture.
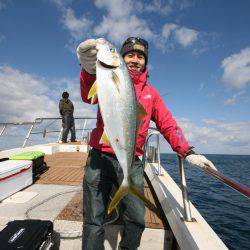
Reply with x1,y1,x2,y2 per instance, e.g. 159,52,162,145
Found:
90,94,98,104
112,71,120,92
87,81,97,101
137,103,147,121
108,186,129,215
99,131,110,145
107,184,158,216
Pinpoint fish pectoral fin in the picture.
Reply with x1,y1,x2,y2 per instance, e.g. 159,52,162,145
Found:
87,81,98,104
130,186,159,216
99,131,111,146
112,71,120,93
108,186,129,215
137,103,147,121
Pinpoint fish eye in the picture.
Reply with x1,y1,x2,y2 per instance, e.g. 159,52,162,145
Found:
110,47,116,53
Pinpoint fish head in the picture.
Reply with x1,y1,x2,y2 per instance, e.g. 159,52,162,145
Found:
96,39,121,68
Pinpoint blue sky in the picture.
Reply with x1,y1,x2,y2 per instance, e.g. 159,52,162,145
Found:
0,0,250,154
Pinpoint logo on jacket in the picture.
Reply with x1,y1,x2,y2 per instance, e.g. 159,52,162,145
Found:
142,94,151,99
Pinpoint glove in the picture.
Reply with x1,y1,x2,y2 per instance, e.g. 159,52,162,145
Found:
186,154,217,171
76,39,98,74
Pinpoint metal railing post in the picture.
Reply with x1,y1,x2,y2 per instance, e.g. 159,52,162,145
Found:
156,134,161,175
177,154,193,222
149,146,156,162
0,125,7,137
81,119,88,142
142,130,162,175
22,122,35,147
86,132,91,153
57,127,63,142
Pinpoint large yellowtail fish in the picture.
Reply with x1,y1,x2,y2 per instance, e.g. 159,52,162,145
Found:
88,39,156,215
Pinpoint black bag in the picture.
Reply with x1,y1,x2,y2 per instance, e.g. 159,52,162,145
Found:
32,156,47,176
0,219,53,250
0,157,9,162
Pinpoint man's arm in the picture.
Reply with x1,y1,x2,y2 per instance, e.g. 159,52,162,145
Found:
151,91,193,158
80,68,97,104
59,100,63,116
76,39,98,104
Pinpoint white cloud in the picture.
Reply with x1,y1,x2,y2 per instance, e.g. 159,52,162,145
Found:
0,65,95,123
223,91,245,106
173,118,250,155
94,0,133,19
49,0,207,54
174,27,198,47
162,23,178,39
140,0,196,16
52,76,97,118
223,97,236,106
0,66,56,122
49,0,74,8
61,8,93,40
221,47,250,89
93,0,154,44
144,0,172,16
161,23,199,48
94,15,154,44
50,0,93,43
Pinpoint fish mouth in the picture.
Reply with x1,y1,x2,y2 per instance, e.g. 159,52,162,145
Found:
98,60,120,69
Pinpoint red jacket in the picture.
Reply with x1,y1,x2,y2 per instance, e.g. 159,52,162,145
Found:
80,67,193,157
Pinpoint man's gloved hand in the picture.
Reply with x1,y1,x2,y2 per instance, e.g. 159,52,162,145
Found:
186,154,217,171
76,39,98,74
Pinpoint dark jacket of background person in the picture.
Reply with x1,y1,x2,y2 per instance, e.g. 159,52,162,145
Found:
59,98,74,116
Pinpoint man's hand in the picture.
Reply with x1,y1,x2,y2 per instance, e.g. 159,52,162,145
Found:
76,39,98,74
186,154,217,171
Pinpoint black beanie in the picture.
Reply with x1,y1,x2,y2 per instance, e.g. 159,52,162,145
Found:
120,40,148,65
62,92,69,99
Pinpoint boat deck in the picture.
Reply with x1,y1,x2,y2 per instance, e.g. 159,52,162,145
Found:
35,152,167,230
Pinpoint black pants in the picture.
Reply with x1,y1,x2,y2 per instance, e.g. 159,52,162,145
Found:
82,148,145,250
61,113,76,142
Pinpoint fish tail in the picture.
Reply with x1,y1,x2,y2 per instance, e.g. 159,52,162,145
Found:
108,186,129,215
107,184,159,216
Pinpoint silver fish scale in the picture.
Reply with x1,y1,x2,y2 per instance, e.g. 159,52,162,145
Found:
96,47,137,183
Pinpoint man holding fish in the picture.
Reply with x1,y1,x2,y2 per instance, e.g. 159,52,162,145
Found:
76,37,217,250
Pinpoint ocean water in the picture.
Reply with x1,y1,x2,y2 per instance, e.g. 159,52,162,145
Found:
161,153,250,250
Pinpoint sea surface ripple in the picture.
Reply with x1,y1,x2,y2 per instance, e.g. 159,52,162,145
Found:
161,154,250,250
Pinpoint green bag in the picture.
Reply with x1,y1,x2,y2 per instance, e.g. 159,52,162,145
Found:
9,151,45,160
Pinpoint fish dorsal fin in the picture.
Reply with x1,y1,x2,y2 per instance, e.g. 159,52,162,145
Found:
99,131,111,146
137,102,147,121
88,81,98,104
112,71,120,93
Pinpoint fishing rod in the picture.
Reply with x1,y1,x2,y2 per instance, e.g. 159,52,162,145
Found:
202,167,250,199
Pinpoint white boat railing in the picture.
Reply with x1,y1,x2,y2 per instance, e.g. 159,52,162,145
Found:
143,128,250,222
0,117,96,148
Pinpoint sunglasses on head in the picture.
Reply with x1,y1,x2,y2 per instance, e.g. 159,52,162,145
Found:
123,37,148,49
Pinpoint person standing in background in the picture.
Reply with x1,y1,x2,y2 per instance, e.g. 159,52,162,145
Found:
59,91,76,143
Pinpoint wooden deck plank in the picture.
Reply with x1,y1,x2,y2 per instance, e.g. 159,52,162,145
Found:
37,151,167,229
